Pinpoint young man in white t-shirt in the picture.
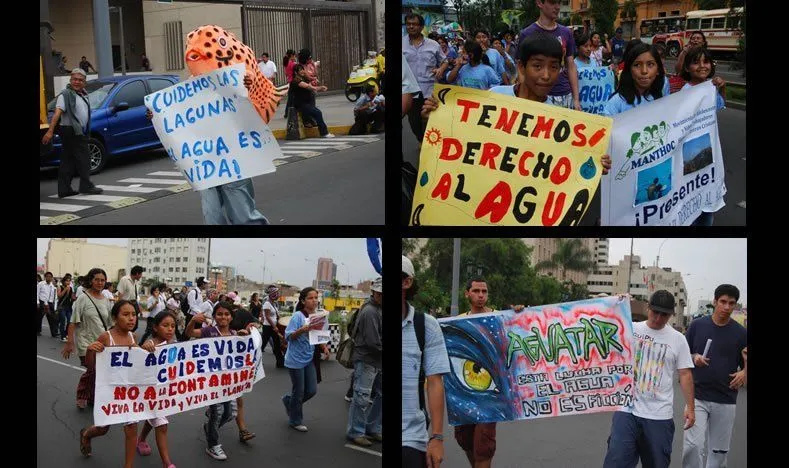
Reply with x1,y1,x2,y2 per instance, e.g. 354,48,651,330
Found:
260,285,284,368
603,290,696,468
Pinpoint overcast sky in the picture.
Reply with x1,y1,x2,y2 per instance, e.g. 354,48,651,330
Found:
37,238,381,288
607,238,746,307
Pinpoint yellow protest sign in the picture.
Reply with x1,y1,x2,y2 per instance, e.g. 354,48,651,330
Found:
410,85,614,226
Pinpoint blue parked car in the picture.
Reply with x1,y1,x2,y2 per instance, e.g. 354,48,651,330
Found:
43,74,180,174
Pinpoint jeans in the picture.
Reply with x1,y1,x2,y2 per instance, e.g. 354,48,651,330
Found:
205,401,234,447
58,306,73,338
297,104,328,136
603,411,675,468
683,399,737,468
402,446,427,468
346,361,382,438
200,178,269,225
283,363,317,426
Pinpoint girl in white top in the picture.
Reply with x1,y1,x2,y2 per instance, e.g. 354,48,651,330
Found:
136,311,178,468
77,300,139,467
589,32,609,67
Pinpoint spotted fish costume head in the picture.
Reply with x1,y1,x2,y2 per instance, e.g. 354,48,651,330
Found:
185,25,280,124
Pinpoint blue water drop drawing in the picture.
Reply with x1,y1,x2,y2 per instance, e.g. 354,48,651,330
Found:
580,156,597,180
420,172,429,186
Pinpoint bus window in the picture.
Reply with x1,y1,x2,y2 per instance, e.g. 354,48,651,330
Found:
712,17,725,29
687,18,700,30
700,18,712,29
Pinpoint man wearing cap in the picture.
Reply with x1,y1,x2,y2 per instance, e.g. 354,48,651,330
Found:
41,67,103,198
402,256,450,467
611,27,626,66
682,284,747,468
346,277,383,447
603,290,695,468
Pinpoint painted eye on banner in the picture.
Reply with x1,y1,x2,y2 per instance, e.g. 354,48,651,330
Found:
450,356,498,392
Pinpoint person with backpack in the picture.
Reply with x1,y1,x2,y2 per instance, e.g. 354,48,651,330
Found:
261,285,285,368
346,277,383,447
180,277,208,341
402,256,450,468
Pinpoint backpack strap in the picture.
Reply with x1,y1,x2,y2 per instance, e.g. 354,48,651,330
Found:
414,309,427,414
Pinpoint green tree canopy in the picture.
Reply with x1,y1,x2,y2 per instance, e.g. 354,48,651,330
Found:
534,239,596,283
590,0,619,36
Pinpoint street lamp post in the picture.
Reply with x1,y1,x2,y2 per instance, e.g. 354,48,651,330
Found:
108,6,125,75
656,238,669,267
259,250,266,284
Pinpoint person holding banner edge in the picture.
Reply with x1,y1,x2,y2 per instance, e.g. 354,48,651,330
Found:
453,278,525,468
77,300,140,465
421,34,613,227
603,290,695,468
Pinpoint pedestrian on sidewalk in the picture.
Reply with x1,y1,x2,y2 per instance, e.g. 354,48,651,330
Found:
79,56,96,74
37,272,57,337
258,52,277,81
76,300,139,465
682,285,747,468
290,64,335,138
283,49,297,118
282,287,325,432
41,67,104,198
346,277,383,447
56,274,75,342
603,290,696,468
63,268,112,410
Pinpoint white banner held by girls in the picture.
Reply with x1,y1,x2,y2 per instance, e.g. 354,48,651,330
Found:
93,328,264,426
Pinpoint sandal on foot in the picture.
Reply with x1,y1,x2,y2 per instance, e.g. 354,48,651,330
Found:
136,440,152,456
239,428,256,442
79,428,91,457
76,399,87,410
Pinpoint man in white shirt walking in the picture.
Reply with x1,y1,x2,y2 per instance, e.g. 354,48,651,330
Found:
258,52,277,81
118,265,144,331
37,272,58,337
603,290,696,468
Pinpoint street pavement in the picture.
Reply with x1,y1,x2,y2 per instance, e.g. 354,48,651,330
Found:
36,322,381,467
440,381,747,467
40,136,384,225
403,106,746,226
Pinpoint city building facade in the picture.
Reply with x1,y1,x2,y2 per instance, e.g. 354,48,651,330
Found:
45,238,128,281
128,238,210,288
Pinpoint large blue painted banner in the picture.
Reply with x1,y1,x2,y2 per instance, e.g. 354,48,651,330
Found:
578,67,615,115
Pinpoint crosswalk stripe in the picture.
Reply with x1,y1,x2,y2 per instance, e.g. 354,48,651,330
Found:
281,141,355,147
281,145,349,150
148,171,182,177
314,137,379,142
40,216,49,221
96,185,163,193
273,159,289,166
40,202,93,213
48,194,129,202
279,150,320,156
119,178,186,185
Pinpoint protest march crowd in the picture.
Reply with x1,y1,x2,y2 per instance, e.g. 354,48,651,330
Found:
401,255,747,468
402,0,729,227
37,268,383,467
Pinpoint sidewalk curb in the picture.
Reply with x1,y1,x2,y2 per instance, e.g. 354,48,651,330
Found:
272,124,353,140
727,100,746,111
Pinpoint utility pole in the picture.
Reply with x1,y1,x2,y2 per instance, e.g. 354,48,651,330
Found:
450,238,461,316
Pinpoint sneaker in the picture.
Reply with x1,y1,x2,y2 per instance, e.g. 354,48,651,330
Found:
322,133,336,138
206,445,227,460
344,395,352,402
349,436,373,447
365,433,383,442
61,337,68,342
289,424,308,432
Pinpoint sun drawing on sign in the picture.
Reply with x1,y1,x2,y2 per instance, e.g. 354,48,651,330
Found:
425,128,442,146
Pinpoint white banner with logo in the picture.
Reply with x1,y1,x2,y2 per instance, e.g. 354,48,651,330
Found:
601,82,726,226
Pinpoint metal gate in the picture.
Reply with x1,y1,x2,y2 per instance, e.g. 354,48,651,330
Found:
242,1,372,91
